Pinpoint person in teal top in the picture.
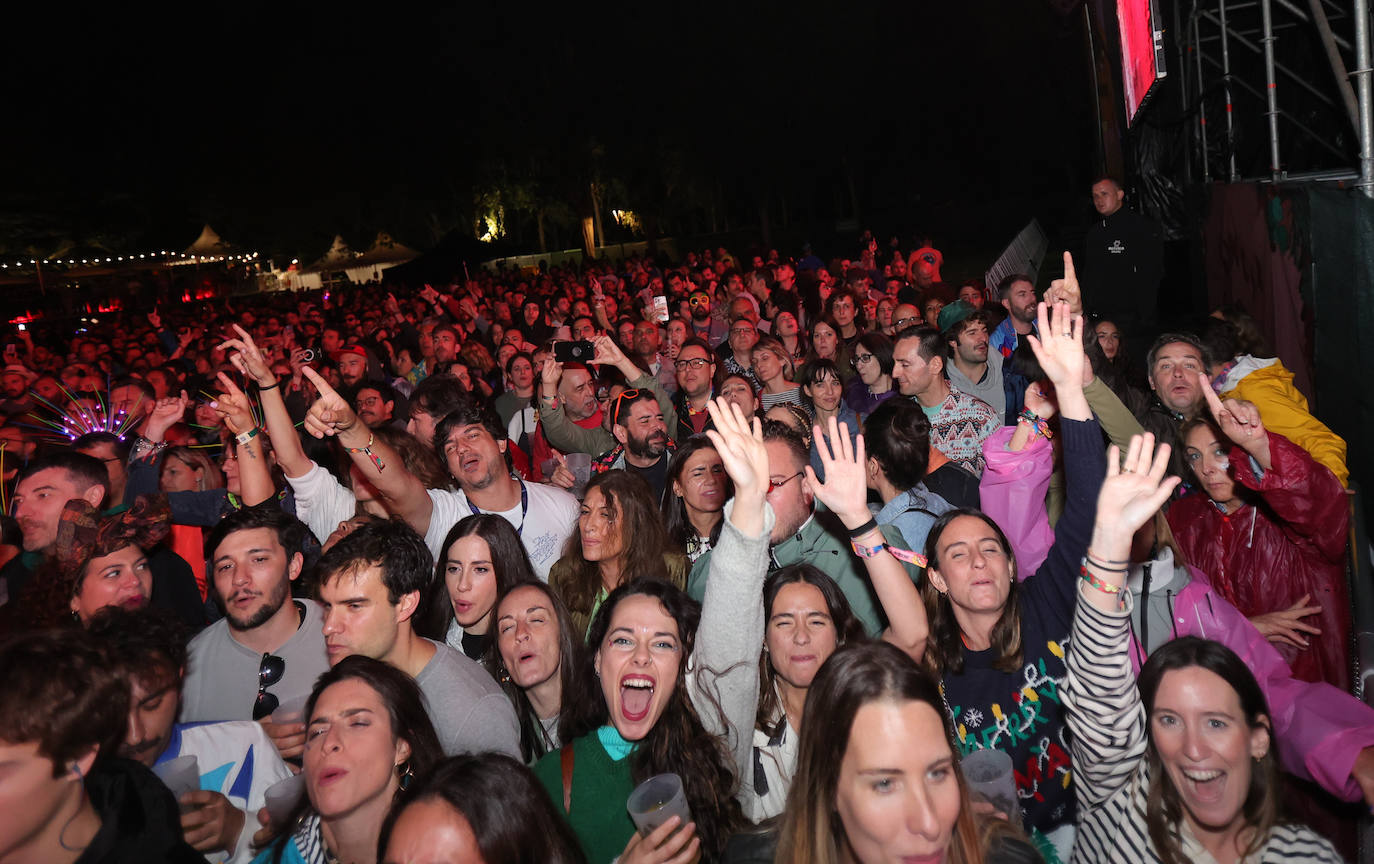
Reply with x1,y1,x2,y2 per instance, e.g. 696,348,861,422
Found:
250,657,443,864
533,398,772,864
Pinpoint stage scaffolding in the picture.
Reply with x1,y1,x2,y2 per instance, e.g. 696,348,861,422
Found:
1178,0,1374,193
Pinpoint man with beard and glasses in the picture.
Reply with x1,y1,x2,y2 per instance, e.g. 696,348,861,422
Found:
590,389,675,500
939,301,1004,418
89,606,293,864
179,507,328,763
687,287,728,347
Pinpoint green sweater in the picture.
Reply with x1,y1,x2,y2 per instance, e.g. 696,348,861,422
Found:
533,733,636,864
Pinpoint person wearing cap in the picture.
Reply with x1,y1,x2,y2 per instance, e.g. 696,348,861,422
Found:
0,361,36,418
940,301,1005,418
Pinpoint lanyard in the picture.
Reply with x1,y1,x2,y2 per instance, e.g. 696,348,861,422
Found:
468,479,529,536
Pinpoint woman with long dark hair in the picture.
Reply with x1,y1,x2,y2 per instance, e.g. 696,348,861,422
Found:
418,514,536,661
549,470,690,639
1064,436,1342,864
532,398,772,863
251,656,444,864
378,753,587,864
915,301,1109,860
775,641,1035,864
661,436,731,563
490,579,583,763
745,413,931,823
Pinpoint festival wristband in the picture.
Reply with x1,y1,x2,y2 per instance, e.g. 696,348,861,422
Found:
851,539,928,568
346,432,386,473
235,427,261,446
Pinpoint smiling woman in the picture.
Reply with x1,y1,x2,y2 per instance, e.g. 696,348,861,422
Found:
532,397,773,864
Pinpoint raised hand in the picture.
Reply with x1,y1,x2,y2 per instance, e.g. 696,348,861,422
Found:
590,333,628,367
704,397,767,503
300,366,358,439
1198,374,1270,467
804,417,870,528
1044,251,1082,315
147,308,162,330
540,354,565,398
219,324,275,386
1025,300,1084,391
1022,381,1057,420
146,390,191,442
1092,433,1181,557
212,372,257,436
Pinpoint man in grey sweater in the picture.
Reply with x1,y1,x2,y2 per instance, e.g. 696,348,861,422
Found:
313,518,520,759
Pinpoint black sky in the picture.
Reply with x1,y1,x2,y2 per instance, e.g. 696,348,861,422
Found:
1,2,1096,261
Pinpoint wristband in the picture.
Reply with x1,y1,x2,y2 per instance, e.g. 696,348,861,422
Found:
1017,409,1053,440
235,427,261,446
1083,553,1128,573
345,432,386,473
258,381,279,392
850,538,928,568
1079,561,1125,606
846,518,879,539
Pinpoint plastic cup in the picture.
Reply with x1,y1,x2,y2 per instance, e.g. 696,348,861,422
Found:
627,772,693,838
263,772,307,825
565,452,592,497
271,694,310,726
153,754,201,803
962,748,1018,817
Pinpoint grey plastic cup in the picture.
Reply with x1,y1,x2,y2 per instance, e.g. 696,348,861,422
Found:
627,772,692,837
565,452,592,496
962,748,1018,817
263,772,307,825
153,754,200,805
271,694,310,726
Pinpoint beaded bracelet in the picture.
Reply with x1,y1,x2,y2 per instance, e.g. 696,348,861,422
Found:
346,432,386,473
1079,559,1125,607
1017,409,1054,440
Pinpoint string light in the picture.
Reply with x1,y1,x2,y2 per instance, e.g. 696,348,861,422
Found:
1,250,261,270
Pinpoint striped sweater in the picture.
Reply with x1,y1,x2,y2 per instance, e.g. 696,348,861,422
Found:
1063,592,1345,864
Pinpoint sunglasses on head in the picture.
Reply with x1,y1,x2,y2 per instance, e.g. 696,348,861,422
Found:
252,653,286,721
611,388,645,427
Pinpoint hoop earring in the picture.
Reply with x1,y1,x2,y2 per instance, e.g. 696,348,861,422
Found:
397,761,415,790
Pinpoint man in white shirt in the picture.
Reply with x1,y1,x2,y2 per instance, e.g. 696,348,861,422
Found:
299,367,576,579
90,606,294,864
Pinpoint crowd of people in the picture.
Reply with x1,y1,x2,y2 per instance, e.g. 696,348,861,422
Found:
0,179,1368,864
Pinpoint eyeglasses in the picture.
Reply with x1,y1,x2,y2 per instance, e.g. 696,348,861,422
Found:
730,325,756,336
851,353,875,367
610,388,645,427
767,471,804,494
688,295,710,307
674,357,711,371
894,316,921,329
252,653,286,721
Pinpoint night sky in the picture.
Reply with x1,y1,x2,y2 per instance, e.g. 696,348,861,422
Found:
1,2,1096,263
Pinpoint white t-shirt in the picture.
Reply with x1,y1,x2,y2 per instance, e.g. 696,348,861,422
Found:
284,462,357,546
425,481,577,580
